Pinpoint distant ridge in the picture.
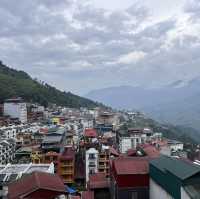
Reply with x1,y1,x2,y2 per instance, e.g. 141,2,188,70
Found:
0,61,103,108
86,80,200,130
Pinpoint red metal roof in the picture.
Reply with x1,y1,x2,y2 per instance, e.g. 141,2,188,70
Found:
127,149,137,156
82,191,94,199
8,172,66,199
60,147,75,160
113,157,149,175
88,173,110,189
84,128,97,138
143,145,160,158
71,196,81,199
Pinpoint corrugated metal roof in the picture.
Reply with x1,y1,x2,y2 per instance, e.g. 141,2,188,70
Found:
150,155,200,180
8,172,65,199
42,135,62,143
88,173,110,189
113,157,149,175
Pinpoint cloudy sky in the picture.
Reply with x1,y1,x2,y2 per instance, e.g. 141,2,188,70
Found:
0,0,200,95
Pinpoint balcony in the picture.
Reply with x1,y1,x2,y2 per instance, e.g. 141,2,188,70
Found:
61,162,73,167
89,162,96,167
61,170,73,174
99,158,109,162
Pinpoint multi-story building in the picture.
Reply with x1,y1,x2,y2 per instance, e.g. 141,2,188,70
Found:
119,128,149,153
31,150,44,164
0,126,17,140
4,98,27,123
0,139,16,164
58,147,75,184
110,157,149,199
86,148,99,183
41,127,66,152
98,146,110,178
32,147,76,184
97,112,119,127
168,140,184,152
119,136,144,153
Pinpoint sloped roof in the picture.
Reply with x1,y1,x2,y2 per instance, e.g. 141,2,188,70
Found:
143,145,160,158
8,172,66,199
82,191,94,199
150,156,200,180
88,173,110,189
109,147,119,157
84,128,97,138
113,157,149,175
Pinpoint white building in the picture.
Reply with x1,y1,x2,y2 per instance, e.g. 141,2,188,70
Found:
0,127,17,139
4,98,27,123
168,140,184,152
119,135,146,153
80,119,94,130
0,139,16,165
85,148,99,183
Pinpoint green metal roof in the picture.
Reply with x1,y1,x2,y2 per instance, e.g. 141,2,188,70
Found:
150,155,200,181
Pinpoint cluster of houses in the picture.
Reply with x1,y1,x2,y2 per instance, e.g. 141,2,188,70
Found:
0,98,199,198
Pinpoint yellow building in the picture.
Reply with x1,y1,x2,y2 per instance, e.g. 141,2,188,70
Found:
52,117,60,125
31,150,43,164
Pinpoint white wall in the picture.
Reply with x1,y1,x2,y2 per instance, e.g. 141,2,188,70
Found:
85,148,99,183
4,102,27,123
170,143,184,151
120,136,142,153
150,179,173,199
181,187,191,199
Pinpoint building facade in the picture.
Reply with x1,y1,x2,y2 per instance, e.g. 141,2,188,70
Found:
86,148,99,183
4,98,27,124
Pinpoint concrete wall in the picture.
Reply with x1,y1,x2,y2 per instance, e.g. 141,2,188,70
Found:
150,179,173,199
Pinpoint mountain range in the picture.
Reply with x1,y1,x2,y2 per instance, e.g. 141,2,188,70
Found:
0,61,101,108
86,79,200,130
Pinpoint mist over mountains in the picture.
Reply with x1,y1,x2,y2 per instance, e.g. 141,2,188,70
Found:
86,78,200,130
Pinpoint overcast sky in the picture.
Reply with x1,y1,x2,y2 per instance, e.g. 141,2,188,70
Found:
0,0,200,95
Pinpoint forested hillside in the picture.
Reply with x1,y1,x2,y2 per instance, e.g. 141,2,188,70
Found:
0,61,102,108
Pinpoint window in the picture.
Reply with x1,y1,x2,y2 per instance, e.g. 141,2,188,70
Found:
89,169,95,174
89,154,95,159
131,192,138,199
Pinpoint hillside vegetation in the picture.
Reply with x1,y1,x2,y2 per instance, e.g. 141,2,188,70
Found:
0,61,101,108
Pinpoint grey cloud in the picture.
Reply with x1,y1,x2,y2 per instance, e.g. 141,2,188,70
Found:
0,0,199,93
185,0,200,16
